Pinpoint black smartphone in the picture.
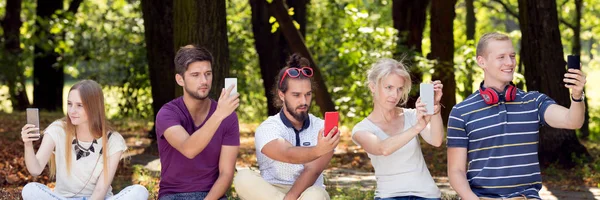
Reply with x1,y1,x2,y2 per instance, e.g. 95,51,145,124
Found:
566,55,580,86
26,108,40,139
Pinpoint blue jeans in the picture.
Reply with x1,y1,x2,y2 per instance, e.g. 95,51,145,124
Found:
375,196,441,200
159,191,227,200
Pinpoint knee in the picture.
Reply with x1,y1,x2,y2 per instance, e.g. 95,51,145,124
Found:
22,182,42,200
302,186,329,200
128,184,149,199
233,169,256,189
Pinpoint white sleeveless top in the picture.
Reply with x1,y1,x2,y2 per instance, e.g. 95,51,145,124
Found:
352,109,441,198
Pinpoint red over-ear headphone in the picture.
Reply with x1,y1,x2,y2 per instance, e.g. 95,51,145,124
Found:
479,82,517,105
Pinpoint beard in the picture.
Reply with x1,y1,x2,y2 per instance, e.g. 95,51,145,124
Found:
284,100,309,122
185,84,210,100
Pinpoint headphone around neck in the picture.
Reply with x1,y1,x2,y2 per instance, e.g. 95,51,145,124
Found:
478,82,517,105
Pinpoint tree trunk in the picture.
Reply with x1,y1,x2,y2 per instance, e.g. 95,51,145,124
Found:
33,0,83,111
268,0,336,114
1,0,29,110
464,0,476,96
141,0,175,139
430,0,457,125
251,0,308,116
173,0,230,100
571,0,589,140
518,0,590,167
33,0,64,111
392,0,429,109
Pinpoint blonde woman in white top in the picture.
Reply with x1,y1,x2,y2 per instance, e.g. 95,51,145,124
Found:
352,59,444,200
20,80,148,200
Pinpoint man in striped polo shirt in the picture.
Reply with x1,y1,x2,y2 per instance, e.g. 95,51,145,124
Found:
447,32,586,199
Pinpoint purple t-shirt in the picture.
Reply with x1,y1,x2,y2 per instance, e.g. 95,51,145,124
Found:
155,97,240,198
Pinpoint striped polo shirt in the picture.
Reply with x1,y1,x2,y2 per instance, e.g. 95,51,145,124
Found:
447,88,556,199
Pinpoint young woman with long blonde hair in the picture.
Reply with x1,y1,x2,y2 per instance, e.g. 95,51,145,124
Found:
20,80,148,200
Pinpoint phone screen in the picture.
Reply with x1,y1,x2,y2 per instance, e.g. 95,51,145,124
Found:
225,78,238,96
420,83,435,115
324,112,339,137
567,55,580,86
26,108,40,137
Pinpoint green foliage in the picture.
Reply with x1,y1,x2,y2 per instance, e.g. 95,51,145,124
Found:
226,0,268,123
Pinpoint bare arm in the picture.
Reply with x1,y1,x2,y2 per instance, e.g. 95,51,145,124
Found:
21,125,55,177
284,150,333,200
419,104,444,147
545,68,586,129
447,147,478,200
352,125,422,156
205,145,239,200
90,151,123,200
163,87,239,159
261,128,339,164
419,80,444,147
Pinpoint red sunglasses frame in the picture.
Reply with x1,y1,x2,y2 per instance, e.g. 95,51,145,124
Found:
278,67,314,88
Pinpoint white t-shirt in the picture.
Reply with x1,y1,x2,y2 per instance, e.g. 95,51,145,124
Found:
45,121,127,197
254,112,325,187
352,109,441,198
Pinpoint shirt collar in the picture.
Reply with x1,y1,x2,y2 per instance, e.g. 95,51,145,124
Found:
279,109,310,132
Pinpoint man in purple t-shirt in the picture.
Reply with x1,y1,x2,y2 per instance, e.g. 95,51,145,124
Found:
155,45,240,200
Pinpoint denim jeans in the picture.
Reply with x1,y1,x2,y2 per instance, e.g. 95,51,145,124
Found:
159,191,227,200
21,182,149,200
374,196,441,200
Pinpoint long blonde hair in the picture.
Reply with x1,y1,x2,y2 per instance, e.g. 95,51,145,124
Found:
49,80,110,182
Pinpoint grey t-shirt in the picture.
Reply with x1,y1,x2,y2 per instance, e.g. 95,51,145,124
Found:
352,109,441,198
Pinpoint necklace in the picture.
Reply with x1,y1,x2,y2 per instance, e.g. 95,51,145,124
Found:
72,138,97,160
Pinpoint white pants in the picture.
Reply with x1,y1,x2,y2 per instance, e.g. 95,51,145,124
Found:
21,182,149,200
234,169,330,200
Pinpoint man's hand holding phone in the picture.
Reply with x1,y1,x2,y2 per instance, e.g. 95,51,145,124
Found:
315,126,340,157
215,83,240,120
564,55,586,99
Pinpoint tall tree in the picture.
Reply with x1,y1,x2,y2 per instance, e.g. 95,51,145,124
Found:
173,0,230,100
430,0,457,125
570,0,590,140
33,0,83,111
518,0,590,167
392,0,429,108
268,0,335,114
141,0,175,139
1,0,29,110
464,0,476,96
250,0,308,116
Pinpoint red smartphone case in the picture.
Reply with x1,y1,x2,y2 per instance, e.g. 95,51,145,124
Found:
324,112,339,137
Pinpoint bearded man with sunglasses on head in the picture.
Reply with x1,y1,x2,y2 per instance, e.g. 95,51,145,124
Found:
234,54,340,200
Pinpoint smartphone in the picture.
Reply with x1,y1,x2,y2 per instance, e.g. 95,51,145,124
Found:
420,83,435,115
26,108,40,139
567,55,580,86
324,112,339,137
225,78,237,97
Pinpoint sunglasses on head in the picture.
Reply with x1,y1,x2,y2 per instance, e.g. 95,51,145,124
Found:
279,67,314,88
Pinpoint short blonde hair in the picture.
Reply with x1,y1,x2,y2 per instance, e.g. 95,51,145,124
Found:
367,58,412,106
476,32,511,57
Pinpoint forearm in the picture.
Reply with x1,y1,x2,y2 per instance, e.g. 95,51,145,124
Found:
285,168,322,199
566,100,585,129
24,144,43,176
379,126,421,156
181,115,225,157
448,170,478,200
426,113,444,147
279,146,321,164
205,173,233,200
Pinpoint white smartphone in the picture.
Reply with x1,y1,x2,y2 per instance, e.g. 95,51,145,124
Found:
420,83,434,115
26,108,40,139
225,78,237,97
